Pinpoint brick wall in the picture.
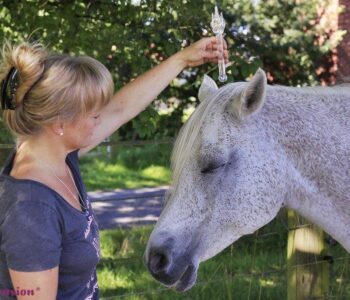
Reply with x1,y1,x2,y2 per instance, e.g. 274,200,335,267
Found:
317,0,339,84
337,0,350,78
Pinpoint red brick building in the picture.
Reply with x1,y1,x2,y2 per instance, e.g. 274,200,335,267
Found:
337,0,350,79
317,0,350,84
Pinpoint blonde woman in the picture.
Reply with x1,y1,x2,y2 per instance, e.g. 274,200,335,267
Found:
0,38,228,300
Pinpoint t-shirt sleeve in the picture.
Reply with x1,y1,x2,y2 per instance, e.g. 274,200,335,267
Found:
1,200,62,272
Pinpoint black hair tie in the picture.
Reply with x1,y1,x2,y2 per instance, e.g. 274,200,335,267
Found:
1,67,20,110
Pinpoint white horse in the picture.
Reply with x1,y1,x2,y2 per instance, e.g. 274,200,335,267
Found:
144,69,350,292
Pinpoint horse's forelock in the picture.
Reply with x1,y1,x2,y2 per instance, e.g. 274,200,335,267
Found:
170,83,243,188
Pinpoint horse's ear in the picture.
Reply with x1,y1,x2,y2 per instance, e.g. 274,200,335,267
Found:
230,68,267,118
198,75,218,102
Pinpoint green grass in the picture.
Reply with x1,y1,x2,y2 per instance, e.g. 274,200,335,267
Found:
80,160,170,190
97,214,350,300
80,143,172,190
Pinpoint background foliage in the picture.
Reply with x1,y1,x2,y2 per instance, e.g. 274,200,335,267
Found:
0,0,345,143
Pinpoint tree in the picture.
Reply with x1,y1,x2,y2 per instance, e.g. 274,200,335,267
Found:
0,0,344,142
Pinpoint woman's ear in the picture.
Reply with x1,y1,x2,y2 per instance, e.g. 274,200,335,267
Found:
50,118,64,136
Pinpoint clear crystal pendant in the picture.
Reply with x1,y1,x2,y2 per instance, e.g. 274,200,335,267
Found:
210,6,227,82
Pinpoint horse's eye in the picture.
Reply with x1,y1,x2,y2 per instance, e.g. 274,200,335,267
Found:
201,163,226,174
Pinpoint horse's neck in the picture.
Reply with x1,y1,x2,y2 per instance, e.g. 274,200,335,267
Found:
263,86,350,179
277,88,348,159
262,87,350,251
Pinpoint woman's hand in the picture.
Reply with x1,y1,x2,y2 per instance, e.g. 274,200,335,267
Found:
177,36,229,68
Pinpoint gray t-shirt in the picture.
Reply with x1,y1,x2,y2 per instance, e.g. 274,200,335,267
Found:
0,149,100,300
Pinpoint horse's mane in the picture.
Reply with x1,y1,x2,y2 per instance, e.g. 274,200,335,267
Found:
170,92,215,188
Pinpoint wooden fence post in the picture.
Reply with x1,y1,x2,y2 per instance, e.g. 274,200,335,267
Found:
287,210,330,300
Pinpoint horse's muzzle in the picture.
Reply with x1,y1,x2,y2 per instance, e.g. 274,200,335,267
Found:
144,232,199,292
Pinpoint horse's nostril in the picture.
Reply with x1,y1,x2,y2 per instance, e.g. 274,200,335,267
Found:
148,250,171,275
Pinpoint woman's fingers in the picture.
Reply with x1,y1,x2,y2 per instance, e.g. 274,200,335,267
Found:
208,41,228,51
223,39,228,50
224,49,229,59
207,57,229,64
204,49,229,60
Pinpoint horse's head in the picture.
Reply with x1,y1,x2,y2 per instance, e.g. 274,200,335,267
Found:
144,69,287,291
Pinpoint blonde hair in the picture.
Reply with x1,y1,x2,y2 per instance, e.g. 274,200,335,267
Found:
0,40,114,141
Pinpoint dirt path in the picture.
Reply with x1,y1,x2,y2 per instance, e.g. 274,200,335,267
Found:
89,186,168,229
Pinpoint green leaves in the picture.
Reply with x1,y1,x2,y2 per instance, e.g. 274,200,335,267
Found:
0,0,343,143
132,106,160,139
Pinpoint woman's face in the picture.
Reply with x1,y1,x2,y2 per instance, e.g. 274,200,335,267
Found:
63,109,102,150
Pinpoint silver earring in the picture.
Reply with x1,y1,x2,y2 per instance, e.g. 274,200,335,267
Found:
59,132,64,136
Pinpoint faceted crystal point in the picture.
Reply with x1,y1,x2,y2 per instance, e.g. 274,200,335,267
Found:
210,6,228,83
211,6,225,35
215,6,219,17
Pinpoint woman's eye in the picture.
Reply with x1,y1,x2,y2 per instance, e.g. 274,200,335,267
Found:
201,163,226,174
93,114,100,119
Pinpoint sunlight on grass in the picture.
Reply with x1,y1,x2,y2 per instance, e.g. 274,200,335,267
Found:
98,267,135,290
81,160,171,190
80,143,172,191
259,278,276,287
141,166,170,181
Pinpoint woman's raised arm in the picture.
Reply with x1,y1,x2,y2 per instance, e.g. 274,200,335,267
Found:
79,36,228,156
